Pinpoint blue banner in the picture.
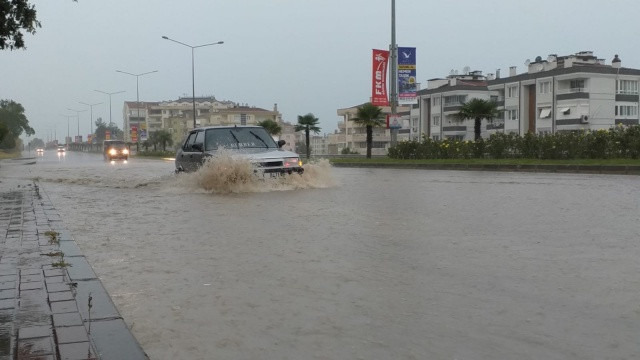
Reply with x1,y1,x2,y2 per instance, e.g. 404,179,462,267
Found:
398,47,417,103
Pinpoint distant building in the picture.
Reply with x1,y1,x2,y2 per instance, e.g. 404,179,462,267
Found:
334,103,410,156
122,97,284,147
416,51,640,141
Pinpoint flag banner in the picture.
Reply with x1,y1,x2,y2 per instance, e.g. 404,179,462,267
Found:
398,47,417,104
131,125,138,143
372,49,390,106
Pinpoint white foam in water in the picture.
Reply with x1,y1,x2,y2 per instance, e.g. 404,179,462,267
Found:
175,151,337,194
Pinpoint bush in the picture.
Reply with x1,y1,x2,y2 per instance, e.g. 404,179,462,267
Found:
388,126,640,160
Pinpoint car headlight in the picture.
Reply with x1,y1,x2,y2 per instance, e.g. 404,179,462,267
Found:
109,148,117,155
283,157,301,168
122,149,129,155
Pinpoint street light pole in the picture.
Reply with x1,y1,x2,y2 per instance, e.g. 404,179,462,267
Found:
79,102,103,136
162,35,224,129
94,89,125,127
115,70,158,142
389,0,398,146
67,108,87,141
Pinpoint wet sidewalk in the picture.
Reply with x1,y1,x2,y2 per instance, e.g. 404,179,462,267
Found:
0,179,148,360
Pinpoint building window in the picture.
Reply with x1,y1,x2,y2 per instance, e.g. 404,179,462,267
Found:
617,80,639,95
507,85,519,98
433,115,441,126
616,105,638,116
538,107,552,119
507,109,518,121
444,95,467,106
539,81,551,94
432,97,441,107
235,114,249,125
432,135,440,141
570,79,585,92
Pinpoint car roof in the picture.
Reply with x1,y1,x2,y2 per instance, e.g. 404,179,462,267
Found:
192,125,263,131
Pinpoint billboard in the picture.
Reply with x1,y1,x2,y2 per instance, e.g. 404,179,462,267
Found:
371,49,390,106
131,125,138,143
398,47,417,104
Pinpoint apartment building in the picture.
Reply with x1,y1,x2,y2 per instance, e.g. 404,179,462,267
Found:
335,103,410,156
123,97,287,146
416,51,640,141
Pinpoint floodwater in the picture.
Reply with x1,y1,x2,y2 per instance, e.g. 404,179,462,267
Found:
2,150,639,360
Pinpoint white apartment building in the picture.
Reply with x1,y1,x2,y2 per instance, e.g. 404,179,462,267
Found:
417,71,495,141
416,51,640,141
123,97,288,147
335,103,410,156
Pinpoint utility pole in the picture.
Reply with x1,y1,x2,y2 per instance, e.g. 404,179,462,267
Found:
389,0,398,146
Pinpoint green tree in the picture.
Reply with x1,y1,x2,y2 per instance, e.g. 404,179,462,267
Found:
154,129,173,151
28,137,45,149
257,119,282,136
0,99,34,149
94,117,123,142
454,98,500,141
294,113,321,159
351,102,384,158
1,0,77,50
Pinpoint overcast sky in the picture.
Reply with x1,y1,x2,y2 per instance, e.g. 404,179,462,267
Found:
3,0,640,142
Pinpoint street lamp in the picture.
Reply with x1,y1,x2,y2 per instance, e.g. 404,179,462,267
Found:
59,114,74,144
94,89,125,127
115,69,158,142
67,108,87,141
79,101,103,136
162,35,224,128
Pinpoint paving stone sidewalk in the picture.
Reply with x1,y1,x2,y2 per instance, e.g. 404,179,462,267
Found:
0,179,148,360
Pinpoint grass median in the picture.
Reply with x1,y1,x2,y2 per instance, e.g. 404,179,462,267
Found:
328,157,640,166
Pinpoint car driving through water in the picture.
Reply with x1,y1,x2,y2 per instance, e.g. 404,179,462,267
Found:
175,125,304,176
103,140,129,161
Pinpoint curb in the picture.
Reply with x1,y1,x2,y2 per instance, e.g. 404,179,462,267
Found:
330,162,640,175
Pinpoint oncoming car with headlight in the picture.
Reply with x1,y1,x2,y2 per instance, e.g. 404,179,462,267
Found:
175,125,304,176
103,140,129,161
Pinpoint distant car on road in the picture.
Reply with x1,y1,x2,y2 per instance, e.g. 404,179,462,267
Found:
175,125,304,176
57,145,65,152
36,147,44,153
103,140,129,161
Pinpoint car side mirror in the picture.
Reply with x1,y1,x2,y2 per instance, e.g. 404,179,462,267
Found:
277,139,286,148
192,143,204,152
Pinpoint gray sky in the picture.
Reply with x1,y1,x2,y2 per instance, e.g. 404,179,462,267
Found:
3,0,640,142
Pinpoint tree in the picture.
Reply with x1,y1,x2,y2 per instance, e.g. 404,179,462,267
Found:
28,137,44,149
294,113,321,159
257,119,282,136
351,102,384,158
150,129,173,151
454,98,500,141
1,0,77,50
0,99,34,149
94,117,123,142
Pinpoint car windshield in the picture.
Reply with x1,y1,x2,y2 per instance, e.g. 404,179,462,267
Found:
205,127,277,151
104,141,125,148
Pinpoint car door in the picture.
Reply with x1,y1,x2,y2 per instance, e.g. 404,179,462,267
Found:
191,130,206,168
177,131,198,171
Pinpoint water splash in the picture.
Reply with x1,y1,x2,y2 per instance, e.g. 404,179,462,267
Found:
175,152,337,194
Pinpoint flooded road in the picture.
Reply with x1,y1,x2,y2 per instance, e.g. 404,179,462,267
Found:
2,150,639,360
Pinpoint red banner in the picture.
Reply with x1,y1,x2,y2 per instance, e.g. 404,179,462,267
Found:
371,49,390,106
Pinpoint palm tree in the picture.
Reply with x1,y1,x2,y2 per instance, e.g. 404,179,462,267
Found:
351,102,384,158
257,119,282,136
155,129,173,151
454,98,500,141
295,113,321,159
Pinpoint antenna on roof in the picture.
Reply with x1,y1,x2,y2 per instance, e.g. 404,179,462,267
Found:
524,59,531,67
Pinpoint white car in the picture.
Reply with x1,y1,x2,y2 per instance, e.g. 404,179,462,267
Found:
175,125,304,175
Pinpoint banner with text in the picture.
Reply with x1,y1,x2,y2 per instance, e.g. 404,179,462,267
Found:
398,47,417,104
371,49,390,106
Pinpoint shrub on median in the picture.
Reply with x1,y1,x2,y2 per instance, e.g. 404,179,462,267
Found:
388,126,640,160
